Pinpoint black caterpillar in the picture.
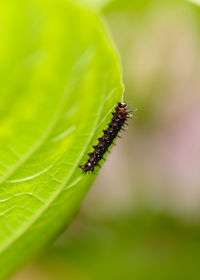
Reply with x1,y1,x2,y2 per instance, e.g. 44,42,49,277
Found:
80,102,132,173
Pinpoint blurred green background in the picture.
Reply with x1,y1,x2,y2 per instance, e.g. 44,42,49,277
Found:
13,0,200,279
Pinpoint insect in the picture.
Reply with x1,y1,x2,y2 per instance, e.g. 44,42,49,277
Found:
79,102,132,173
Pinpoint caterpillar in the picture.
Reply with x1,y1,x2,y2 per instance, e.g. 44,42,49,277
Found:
79,102,132,173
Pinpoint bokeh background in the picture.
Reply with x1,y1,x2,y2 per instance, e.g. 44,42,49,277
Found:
13,0,200,279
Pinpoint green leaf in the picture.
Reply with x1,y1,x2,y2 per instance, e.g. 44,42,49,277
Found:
73,0,113,11
0,0,123,278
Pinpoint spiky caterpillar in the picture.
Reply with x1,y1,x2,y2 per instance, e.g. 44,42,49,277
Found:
79,102,132,173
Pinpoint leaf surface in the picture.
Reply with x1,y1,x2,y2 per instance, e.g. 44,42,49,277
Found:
0,0,123,277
